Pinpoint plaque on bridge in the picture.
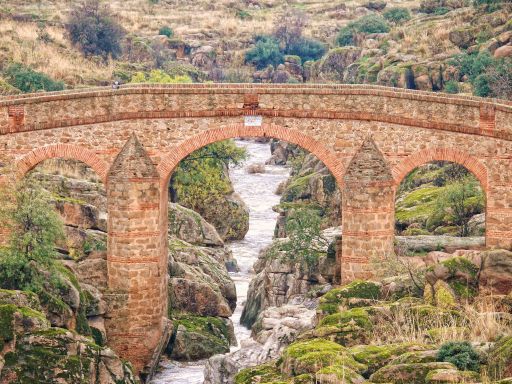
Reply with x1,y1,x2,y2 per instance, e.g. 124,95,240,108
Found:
244,115,263,127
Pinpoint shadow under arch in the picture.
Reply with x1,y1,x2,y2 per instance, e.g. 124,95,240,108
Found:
15,144,110,183
156,123,345,188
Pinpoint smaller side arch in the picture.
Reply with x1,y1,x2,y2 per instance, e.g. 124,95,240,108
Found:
15,144,109,183
156,123,345,187
391,147,488,192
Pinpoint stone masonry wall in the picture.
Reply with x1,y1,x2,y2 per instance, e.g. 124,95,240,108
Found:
0,84,511,372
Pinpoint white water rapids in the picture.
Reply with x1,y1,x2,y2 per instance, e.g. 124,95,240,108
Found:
151,140,290,383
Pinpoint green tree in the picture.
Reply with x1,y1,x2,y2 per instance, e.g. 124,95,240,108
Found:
269,208,329,269
0,178,64,291
245,36,284,70
336,14,390,47
431,177,484,237
170,140,247,212
66,0,125,59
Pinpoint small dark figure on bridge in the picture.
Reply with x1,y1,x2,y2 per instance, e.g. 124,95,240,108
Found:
112,81,121,90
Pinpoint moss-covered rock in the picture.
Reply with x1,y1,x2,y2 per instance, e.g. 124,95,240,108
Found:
350,343,431,375
425,368,480,383
1,328,139,383
312,307,372,346
319,280,381,315
315,365,366,384
234,362,283,384
424,281,457,309
169,313,234,361
281,338,364,377
0,304,50,344
0,289,42,311
370,362,457,383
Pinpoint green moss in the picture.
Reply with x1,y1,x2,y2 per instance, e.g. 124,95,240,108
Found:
441,257,479,279
319,280,381,315
316,364,365,383
284,338,345,359
282,174,313,202
0,304,16,342
292,374,314,383
350,343,430,374
235,362,283,384
396,186,444,224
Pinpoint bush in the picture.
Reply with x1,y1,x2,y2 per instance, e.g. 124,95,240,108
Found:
245,36,284,69
130,69,192,84
336,14,390,47
444,80,459,94
158,26,173,37
383,8,412,24
66,0,125,58
336,27,356,46
286,37,326,62
4,63,64,93
437,341,480,371
451,53,512,99
473,0,503,11
352,14,390,34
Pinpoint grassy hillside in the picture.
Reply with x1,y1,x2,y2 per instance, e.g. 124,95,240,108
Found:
0,0,510,96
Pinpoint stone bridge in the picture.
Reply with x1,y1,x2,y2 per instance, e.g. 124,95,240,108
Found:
1,84,511,374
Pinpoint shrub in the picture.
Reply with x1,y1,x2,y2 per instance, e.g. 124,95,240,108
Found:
336,26,356,46
437,341,480,371
336,14,390,47
158,26,173,37
130,69,192,84
245,36,284,69
66,0,125,58
352,14,390,34
383,8,412,24
434,6,451,14
4,63,64,93
286,37,326,62
473,0,503,11
444,80,459,94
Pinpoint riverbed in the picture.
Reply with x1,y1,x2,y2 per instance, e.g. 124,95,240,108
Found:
151,139,290,383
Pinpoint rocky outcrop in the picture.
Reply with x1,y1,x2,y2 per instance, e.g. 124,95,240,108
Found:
204,305,316,384
240,227,340,328
0,291,138,383
274,150,341,238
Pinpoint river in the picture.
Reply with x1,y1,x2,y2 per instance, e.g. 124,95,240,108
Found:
151,139,290,383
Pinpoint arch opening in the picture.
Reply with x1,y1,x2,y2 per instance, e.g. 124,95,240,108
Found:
394,160,486,255
158,134,343,370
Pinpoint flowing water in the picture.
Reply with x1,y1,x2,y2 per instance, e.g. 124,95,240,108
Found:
151,140,290,383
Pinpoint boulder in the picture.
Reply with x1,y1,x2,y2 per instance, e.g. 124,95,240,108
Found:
449,28,476,49
204,305,315,384
494,44,512,58
169,315,234,361
425,368,480,383
370,362,457,383
0,328,138,383
168,203,224,246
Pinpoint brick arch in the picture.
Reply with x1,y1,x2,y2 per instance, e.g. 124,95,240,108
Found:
392,147,488,192
157,123,345,187
16,144,109,183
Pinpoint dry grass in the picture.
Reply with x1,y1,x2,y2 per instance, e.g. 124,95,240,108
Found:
0,20,113,85
370,301,512,346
